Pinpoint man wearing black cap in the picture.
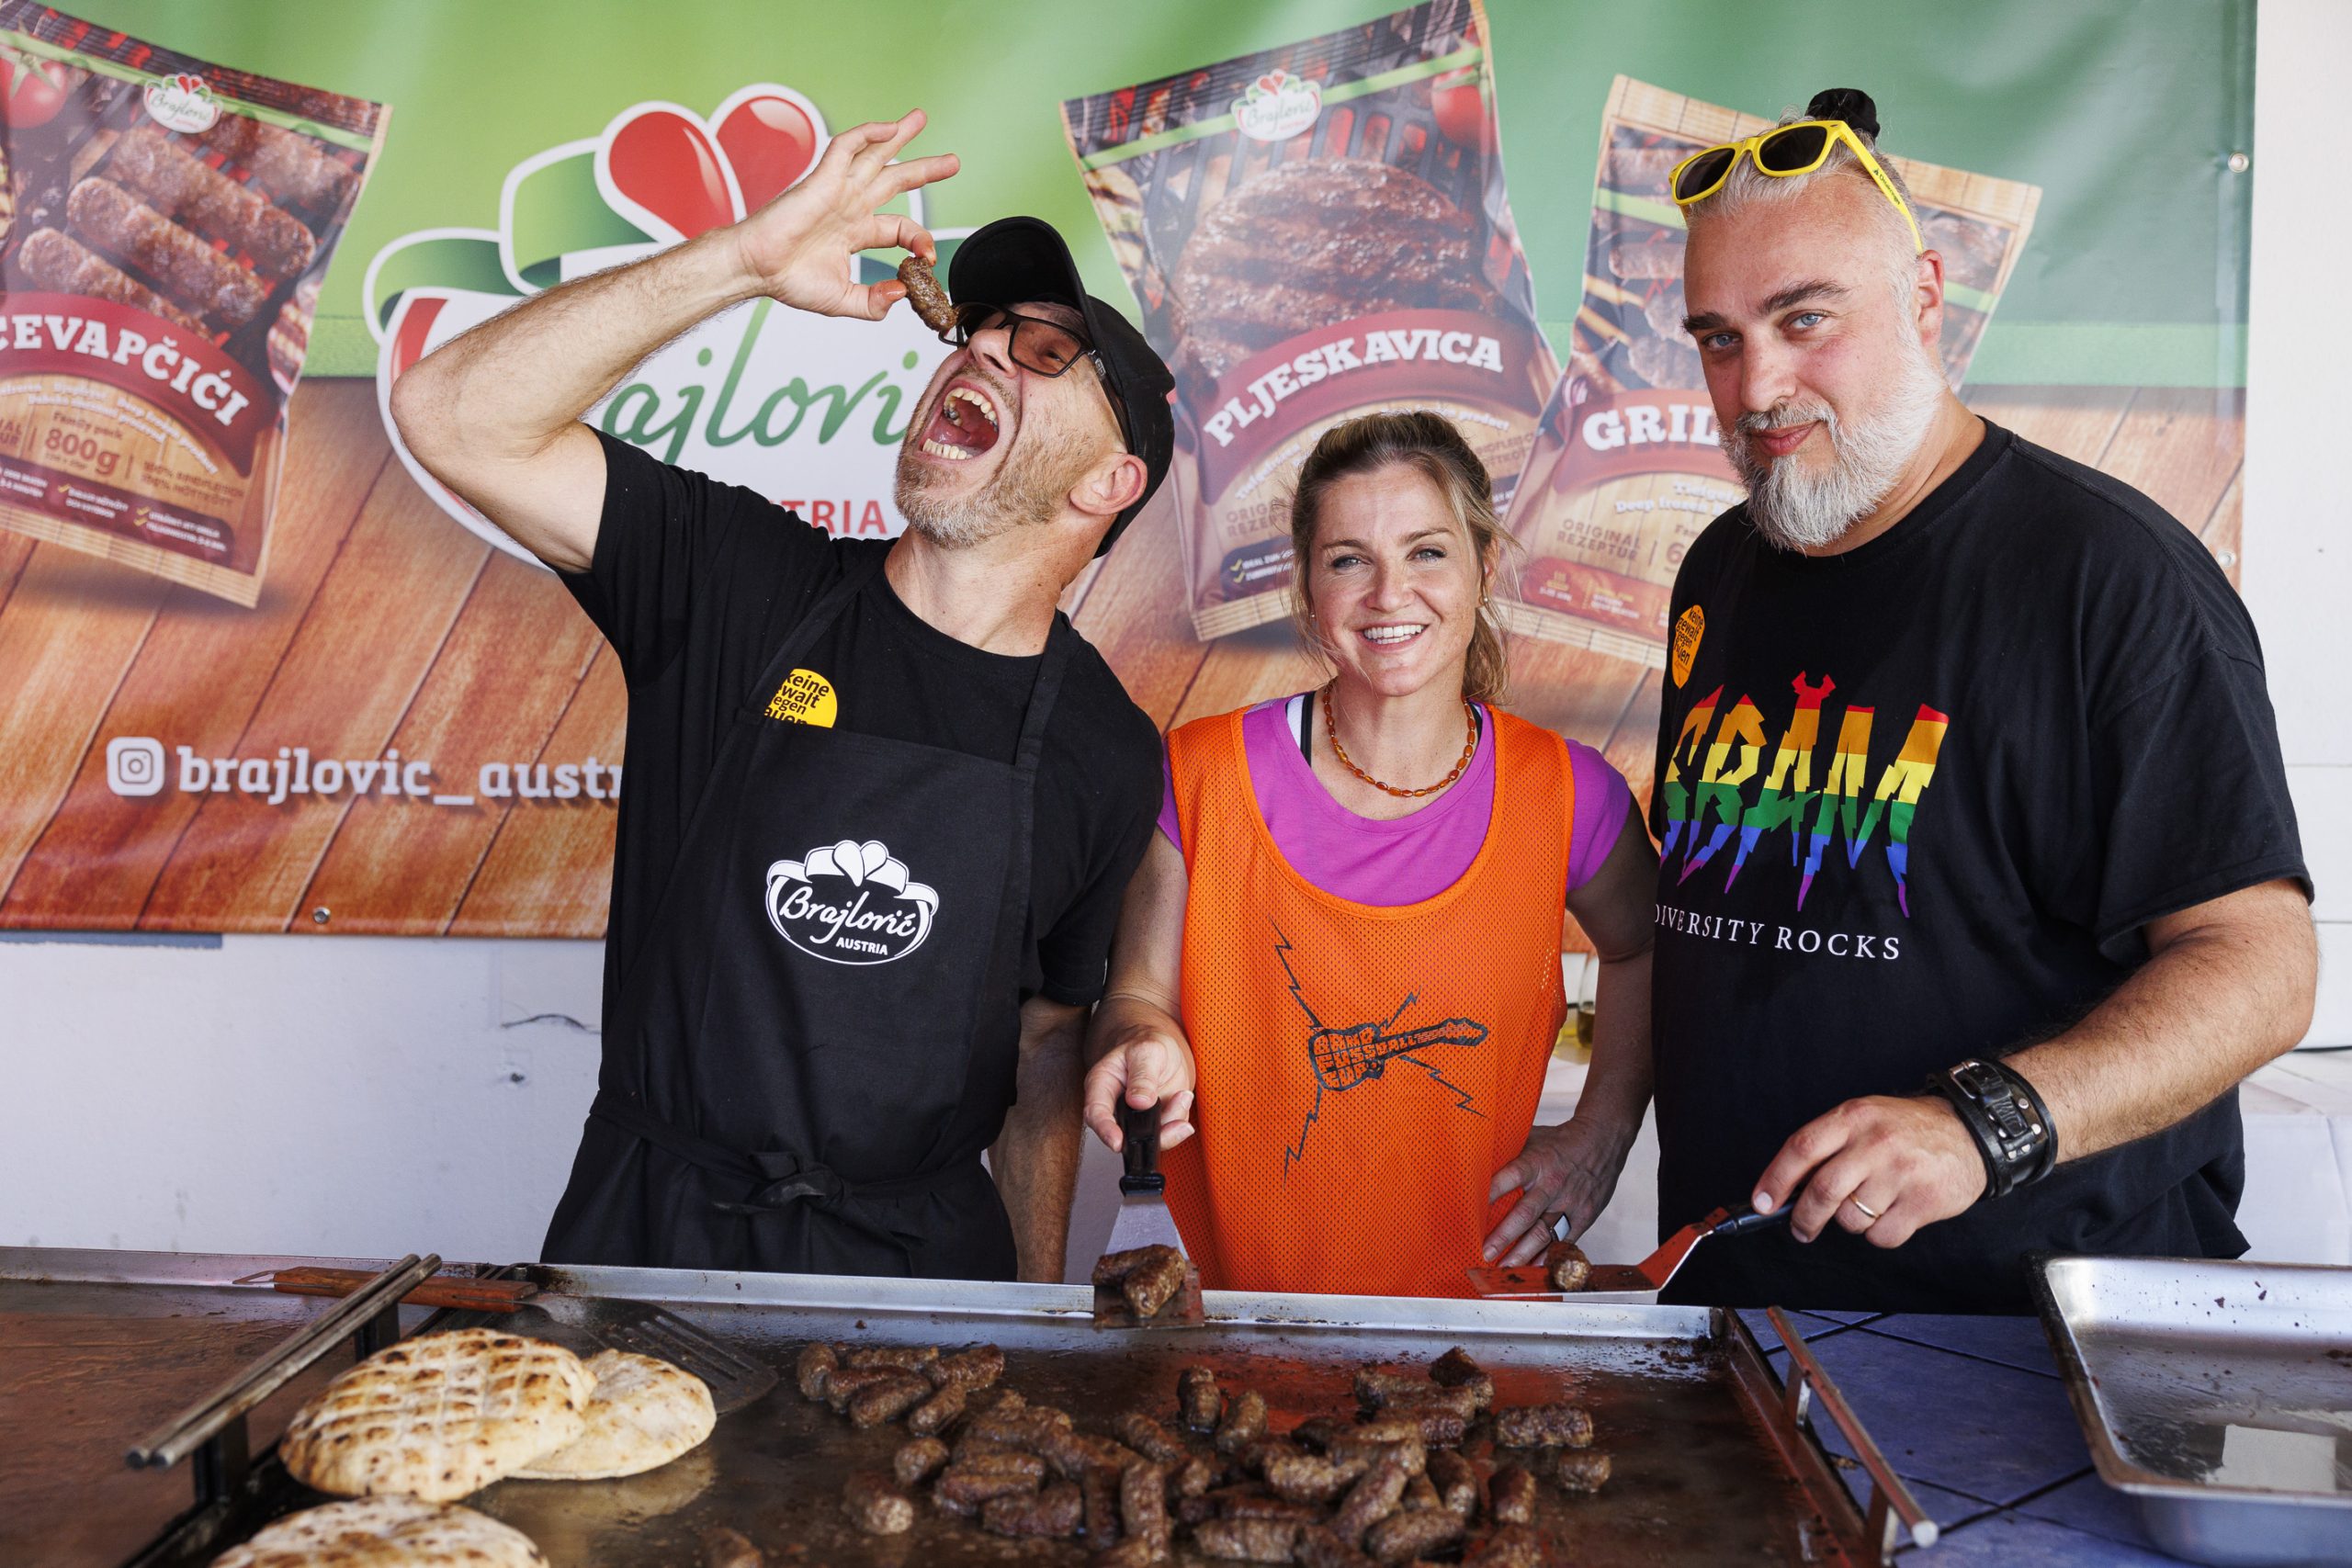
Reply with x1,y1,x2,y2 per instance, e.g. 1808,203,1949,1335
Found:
391,110,1172,1281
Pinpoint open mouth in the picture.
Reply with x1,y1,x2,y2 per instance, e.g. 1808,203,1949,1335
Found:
1359,624,1426,648
919,383,1001,460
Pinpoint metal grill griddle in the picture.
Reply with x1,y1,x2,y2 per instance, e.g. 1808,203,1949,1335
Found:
1,1251,1932,1568
445,1268,1918,1567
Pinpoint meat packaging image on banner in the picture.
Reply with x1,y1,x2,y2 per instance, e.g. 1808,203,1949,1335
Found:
1498,77,2040,666
1061,0,1556,640
0,2,2247,940
0,3,387,605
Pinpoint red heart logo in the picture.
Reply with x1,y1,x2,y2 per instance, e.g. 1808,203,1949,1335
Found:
717,91,821,210
605,107,738,240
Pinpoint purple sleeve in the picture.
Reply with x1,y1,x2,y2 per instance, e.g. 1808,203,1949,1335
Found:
1565,740,1634,894
1157,751,1182,856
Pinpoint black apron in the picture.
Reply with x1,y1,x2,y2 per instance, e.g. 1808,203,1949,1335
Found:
542,547,1069,1279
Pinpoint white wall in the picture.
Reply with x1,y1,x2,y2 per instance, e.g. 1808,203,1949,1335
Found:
5,0,2346,1272
2242,0,2352,1043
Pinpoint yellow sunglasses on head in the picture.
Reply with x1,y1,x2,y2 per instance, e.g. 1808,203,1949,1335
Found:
1668,119,1923,254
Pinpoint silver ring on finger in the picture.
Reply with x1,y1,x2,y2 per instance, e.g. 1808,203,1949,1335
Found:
1548,1213,1572,1240
1846,1195,1883,1223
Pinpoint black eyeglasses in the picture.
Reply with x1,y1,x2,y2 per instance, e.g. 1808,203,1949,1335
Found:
942,303,1132,452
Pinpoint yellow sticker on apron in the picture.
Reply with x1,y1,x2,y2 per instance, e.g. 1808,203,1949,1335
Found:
1669,606,1704,688
765,668,838,727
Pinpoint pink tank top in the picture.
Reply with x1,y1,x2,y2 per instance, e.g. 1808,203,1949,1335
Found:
1157,694,1634,906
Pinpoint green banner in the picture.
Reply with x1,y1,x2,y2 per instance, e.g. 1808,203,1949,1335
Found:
71,0,2253,387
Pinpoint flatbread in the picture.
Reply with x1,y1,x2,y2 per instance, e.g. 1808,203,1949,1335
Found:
511,1349,715,1480
279,1328,593,1502
210,1495,547,1567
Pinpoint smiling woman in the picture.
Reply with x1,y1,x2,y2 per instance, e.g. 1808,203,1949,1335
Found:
1081,411,1664,1299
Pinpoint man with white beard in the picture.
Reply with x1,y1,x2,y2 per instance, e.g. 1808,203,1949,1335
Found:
1639,90,2312,1312
392,112,1173,1282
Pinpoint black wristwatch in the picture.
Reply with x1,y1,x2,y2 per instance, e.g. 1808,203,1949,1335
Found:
1928,1058,2056,1199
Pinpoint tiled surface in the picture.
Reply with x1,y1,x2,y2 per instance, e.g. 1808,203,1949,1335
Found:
1790,1322,2094,1507
1879,1477,2004,1540
1902,1506,2194,1565
1738,1306,1861,1348
2013,1472,2164,1551
1857,1313,2065,1378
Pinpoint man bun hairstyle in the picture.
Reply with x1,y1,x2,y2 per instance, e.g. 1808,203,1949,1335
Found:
1686,85,1922,310
1287,410,1513,705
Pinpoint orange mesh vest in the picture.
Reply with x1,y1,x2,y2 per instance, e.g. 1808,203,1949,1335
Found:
1163,705,1571,1297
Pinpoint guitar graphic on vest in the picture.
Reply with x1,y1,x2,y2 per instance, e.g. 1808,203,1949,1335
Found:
1272,920,1487,1178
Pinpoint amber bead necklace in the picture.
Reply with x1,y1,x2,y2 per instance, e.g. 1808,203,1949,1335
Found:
1320,683,1478,799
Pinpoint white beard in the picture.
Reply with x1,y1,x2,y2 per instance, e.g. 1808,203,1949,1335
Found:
1724,343,1947,552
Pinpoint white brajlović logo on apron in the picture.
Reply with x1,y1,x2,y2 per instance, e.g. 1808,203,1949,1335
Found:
765,839,940,964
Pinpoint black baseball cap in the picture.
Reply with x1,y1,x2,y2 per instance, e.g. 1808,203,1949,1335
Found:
948,216,1174,555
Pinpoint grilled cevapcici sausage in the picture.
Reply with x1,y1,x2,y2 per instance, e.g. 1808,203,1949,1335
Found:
842,1471,914,1535
906,1382,965,1436
930,1343,1004,1389
1494,1402,1595,1448
894,1436,950,1488
933,1452,1046,1512
1180,1365,1224,1431
1295,1524,1376,1568
980,1478,1082,1538
107,127,317,277
1114,1409,1190,1462
1214,1389,1268,1454
1120,1458,1170,1550
16,226,203,330
1549,1241,1593,1292
1364,1506,1464,1563
1488,1463,1538,1525
1193,1517,1303,1562
1553,1448,1613,1493
1266,1447,1372,1503
846,1371,932,1427
795,1341,841,1399
1120,1247,1189,1318
1426,1450,1477,1514
1329,1450,1411,1546
67,177,271,326
898,254,955,333
197,114,356,209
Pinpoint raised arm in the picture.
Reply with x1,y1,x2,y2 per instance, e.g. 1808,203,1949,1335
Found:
1082,831,1197,1152
388,110,956,573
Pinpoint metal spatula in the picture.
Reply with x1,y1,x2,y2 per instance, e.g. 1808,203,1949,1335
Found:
267,1265,780,1415
1091,1100,1204,1329
511,1293,776,1415
1465,1204,1791,1300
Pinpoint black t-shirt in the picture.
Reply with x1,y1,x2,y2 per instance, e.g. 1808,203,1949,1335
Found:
563,429,1162,1046
1647,421,2307,1314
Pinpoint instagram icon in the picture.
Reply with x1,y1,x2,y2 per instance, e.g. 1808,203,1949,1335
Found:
106,736,166,797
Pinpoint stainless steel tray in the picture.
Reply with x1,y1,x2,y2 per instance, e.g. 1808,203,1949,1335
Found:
2033,1254,2352,1566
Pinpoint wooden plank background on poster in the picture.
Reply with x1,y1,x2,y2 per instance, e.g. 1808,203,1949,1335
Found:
0,378,2244,942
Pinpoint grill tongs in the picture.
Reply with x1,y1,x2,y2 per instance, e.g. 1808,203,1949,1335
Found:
1466,1204,1792,1300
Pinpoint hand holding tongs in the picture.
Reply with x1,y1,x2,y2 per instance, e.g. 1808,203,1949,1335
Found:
1465,1203,1792,1299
